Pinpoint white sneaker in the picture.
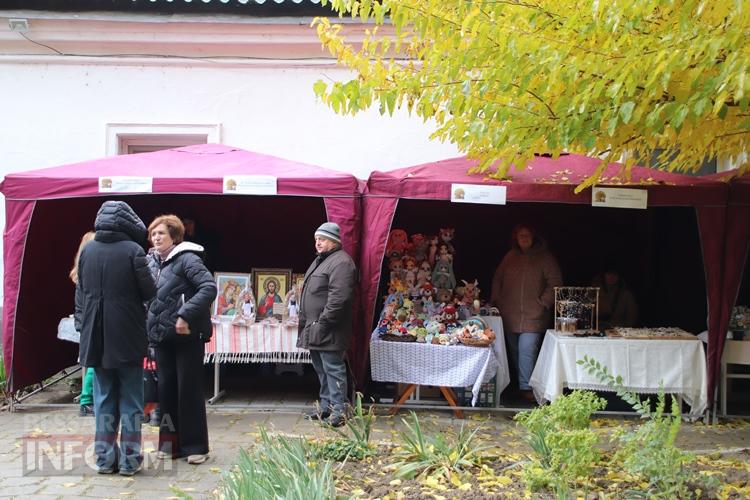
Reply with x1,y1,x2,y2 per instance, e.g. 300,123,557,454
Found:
187,454,208,465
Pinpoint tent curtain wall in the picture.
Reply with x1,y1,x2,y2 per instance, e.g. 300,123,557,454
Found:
695,205,729,406
3,193,363,392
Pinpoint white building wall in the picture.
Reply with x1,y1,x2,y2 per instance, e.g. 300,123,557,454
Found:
0,60,458,178
0,14,461,295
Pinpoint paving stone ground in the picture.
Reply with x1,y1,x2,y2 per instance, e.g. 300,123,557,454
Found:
1,385,749,499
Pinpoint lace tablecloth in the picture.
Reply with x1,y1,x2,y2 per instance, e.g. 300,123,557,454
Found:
370,316,509,406
205,320,310,364
529,330,707,418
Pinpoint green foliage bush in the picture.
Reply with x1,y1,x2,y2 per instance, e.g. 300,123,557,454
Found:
578,355,707,499
390,411,488,480
219,427,334,500
515,390,606,497
311,392,377,462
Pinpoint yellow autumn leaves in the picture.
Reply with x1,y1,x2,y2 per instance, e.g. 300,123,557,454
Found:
314,0,749,190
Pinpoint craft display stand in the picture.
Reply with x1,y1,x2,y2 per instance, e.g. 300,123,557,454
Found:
204,320,310,404
370,316,509,416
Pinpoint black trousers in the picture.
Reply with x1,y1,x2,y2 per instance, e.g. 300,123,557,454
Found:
155,339,208,457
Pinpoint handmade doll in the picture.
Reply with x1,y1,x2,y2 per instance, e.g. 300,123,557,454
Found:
439,227,455,254
285,286,299,319
388,257,405,283
436,243,453,264
428,235,439,266
403,255,418,284
432,259,456,291
416,260,432,286
232,286,257,325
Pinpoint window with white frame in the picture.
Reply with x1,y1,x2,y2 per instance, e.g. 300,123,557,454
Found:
105,123,221,156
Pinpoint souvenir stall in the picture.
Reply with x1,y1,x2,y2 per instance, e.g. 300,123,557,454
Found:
0,144,362,399
360,154,729,414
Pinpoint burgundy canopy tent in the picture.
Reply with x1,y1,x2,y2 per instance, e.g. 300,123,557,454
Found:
706,170,750,400
1,144,362,393
359,154,729,412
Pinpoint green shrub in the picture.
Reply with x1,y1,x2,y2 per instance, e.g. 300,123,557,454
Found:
219,427,334,500
390,411,488,480
578,355,698,498
311,392,377,462
514,390,606,497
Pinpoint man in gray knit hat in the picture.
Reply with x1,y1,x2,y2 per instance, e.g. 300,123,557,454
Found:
297,222,357,427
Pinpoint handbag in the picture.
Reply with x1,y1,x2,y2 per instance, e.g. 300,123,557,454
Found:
57,315,80,343
143,356,159,404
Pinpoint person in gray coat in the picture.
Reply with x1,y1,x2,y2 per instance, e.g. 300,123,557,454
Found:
75,201,156,475
297,222,357,427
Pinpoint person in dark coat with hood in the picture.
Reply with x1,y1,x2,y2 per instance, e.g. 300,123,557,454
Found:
75,200,156,476
146,215,217,465
297,222,357,427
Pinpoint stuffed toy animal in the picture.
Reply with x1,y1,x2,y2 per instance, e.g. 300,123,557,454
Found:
435,287,453,305
386,229,409,258
410,233,429,262
460,279,480,305
440,304,460,329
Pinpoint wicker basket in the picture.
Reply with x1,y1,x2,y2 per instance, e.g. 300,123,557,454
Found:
380,333,417,342
458,337,493,347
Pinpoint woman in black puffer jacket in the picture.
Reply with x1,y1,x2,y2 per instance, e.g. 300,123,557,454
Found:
146,214,217,465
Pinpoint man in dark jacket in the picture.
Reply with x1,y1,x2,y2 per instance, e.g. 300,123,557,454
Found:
297,222,357,427
75,201,156,476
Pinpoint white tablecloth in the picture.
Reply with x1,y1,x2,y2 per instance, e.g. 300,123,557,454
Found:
370,316,510,406
529,330,708,418
205,320,310,364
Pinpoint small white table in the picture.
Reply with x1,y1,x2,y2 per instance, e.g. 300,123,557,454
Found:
529,330,708,419
370,316,510,414
721,339,750,416
204,320,310,404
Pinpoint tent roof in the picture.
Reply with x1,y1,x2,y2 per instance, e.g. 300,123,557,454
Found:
367,154,727,206
705,169,750,206
0,144,360,200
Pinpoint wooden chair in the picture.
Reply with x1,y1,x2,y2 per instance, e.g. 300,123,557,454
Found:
720,339,750,416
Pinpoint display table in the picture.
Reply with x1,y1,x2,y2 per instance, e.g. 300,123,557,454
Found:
204,320,310,404
529,330,707,419
370,316,509,415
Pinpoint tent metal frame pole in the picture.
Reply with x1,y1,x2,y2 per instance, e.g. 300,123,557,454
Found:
6,366,81,412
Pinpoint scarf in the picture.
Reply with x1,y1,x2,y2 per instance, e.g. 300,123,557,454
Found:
156,244,175,263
